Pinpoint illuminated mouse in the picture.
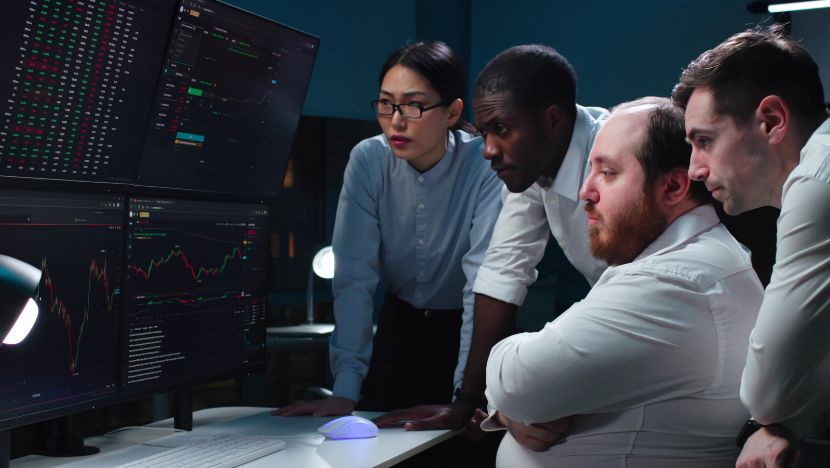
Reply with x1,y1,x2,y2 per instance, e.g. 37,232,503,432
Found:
317,415,379,440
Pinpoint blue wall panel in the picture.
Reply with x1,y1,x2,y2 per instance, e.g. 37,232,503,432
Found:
469,1,766,108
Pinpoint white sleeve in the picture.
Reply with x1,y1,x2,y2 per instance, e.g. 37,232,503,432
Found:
740,176,830,427
485,271,716,424
473,185,550,306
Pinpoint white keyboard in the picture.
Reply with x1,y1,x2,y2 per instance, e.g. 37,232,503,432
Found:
115,433,286,468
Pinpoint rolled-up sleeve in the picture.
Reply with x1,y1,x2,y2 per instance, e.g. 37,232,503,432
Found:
473,186,550,306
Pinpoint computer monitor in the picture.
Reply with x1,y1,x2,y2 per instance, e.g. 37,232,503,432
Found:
135,0,319,198
0,190,123,431
0,0,319,200
0,0,176,185
121,196,268,396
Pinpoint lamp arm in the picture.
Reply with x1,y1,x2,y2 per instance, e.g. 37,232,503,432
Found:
306,266,315,324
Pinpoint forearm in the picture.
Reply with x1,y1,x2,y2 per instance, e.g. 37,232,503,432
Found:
458,293,517,401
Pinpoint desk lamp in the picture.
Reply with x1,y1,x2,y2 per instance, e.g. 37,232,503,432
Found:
306,245,334,325
0,254,41,347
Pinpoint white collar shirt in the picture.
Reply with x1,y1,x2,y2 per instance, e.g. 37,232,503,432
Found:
484,205,764,466
473,105,608,306
740,117,830,436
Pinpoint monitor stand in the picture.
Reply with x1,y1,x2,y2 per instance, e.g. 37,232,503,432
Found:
35,415,99,457
2,429,9,468
173,389,193,431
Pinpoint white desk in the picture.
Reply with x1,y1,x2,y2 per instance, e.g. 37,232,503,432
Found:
12,407,458,468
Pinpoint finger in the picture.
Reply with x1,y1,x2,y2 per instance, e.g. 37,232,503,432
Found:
373,409,416,427
405,414,448,431
312,408,331,417
538,418,570,433
523,424,563,445
515,433,552,452
471,409,489,424
272,403,310,416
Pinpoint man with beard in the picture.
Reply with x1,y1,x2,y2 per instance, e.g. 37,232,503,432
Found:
481,97,764,467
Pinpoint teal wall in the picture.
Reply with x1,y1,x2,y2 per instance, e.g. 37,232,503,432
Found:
468,0,767,108
228,1,771,118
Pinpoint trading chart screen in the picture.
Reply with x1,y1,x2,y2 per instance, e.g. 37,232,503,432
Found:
135,0,318,197
0,190,122,428
122,197,267,394
0,0,175,184
0,0,317,199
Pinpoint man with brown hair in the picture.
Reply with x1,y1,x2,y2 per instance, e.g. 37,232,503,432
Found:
673,24,830,467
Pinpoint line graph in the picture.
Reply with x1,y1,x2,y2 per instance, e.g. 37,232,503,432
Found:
128,244,243,282
120,197,268,394
37,256,118,373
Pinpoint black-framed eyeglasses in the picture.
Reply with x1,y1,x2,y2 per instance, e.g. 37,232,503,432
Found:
370,99,444,119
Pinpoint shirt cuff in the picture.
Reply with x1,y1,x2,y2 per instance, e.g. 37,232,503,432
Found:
481,411,508,433
473,268,529,306
332,370,363,402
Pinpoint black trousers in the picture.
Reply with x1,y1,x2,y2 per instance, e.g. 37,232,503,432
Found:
358,294,502,467
358,294,462,411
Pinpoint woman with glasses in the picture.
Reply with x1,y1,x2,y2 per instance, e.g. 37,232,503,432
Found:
275,41,502,417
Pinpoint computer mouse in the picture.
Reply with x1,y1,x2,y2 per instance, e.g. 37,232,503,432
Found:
317,415,379,440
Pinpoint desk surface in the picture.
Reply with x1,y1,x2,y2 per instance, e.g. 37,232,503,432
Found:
12,407,458,468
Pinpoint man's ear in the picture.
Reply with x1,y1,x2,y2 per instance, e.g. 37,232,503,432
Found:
756,95,790,145
542,104,565,135
447,98,463,127
659,167,692,206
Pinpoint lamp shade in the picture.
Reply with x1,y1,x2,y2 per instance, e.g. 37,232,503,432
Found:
311,246,335,279
0,254,42,346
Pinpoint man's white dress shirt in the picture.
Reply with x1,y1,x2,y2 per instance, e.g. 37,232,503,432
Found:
484,205,764,467
473,105,609,305
740,117,830,436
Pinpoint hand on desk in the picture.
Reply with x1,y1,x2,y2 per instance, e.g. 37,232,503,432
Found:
372,404,489,439
373,404,468,430
271,396,356,417
737,426,798,468
495,411,570,452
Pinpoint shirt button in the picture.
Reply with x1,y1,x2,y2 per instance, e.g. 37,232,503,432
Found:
424,310,432,318
417,176,424,183
417,239,424,246
418,203,425,210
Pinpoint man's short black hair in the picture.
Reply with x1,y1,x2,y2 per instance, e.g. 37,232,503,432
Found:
474,44,577,121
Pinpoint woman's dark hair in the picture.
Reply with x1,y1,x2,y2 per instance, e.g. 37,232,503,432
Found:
379,41,477,134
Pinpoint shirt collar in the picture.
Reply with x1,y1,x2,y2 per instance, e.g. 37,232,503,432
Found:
634,204,720,261
802,116,830,160
548,105,597,201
